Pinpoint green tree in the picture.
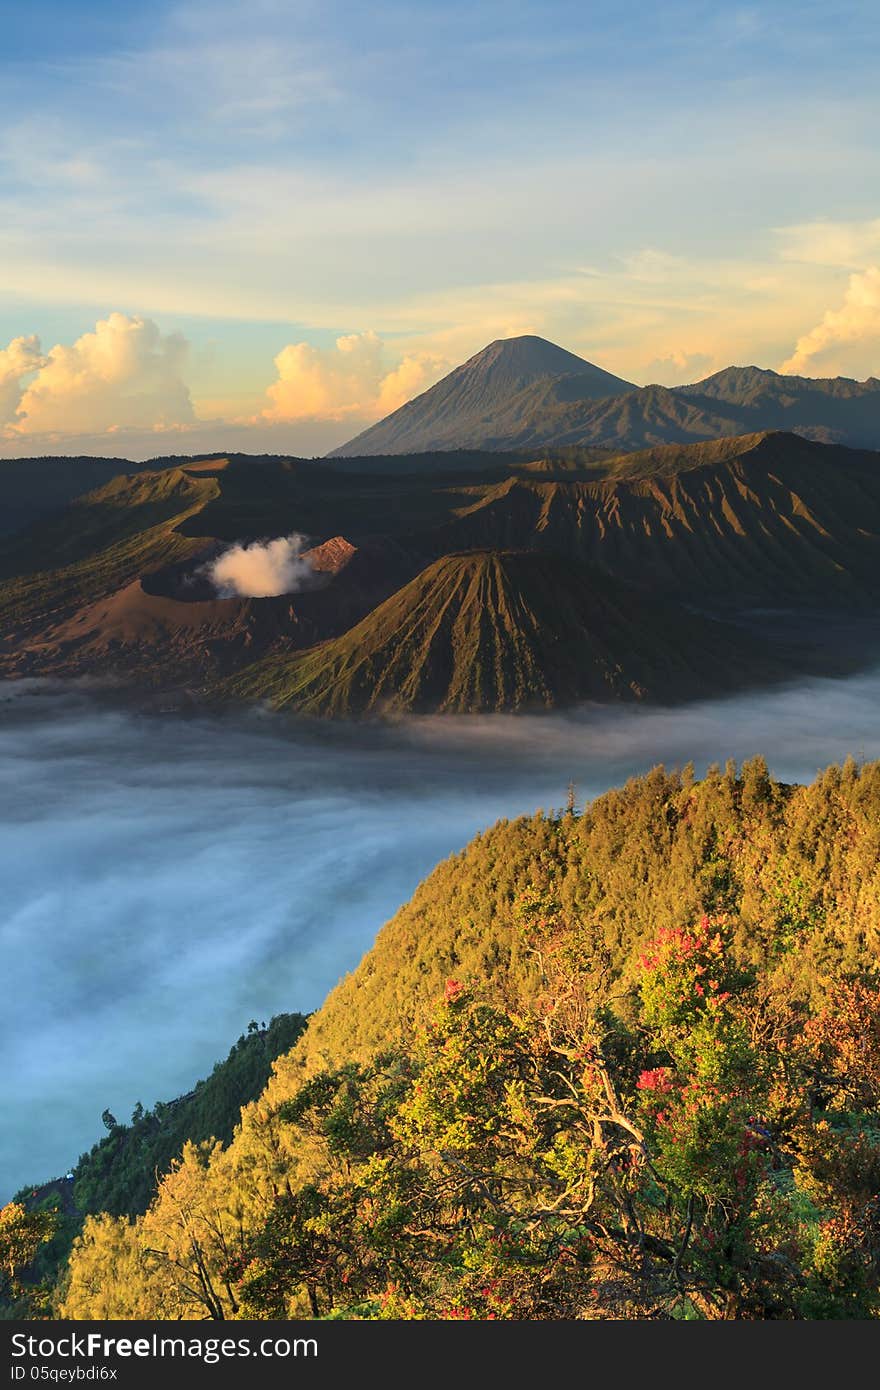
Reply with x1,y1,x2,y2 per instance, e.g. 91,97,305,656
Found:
0,1202,57,1314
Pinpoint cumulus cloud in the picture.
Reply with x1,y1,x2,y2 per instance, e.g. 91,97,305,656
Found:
207,533,316,597
780,267,880,376
0,334,46,425
375,351,443,414
10,313,195,437
261,330,446,423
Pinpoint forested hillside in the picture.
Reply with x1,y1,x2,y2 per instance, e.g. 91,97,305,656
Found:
70,1013,309,1218
47,759,880,1320
1,1013,307,1317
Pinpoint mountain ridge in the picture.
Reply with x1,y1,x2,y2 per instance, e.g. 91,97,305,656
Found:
329,335,635,456
330,336,880,456
3,430,880,710
426,431,880,605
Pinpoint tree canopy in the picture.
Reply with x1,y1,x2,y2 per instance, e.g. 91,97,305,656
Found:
58,759,880,1320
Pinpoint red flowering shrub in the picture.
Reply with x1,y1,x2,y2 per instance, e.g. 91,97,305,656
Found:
234,914,880,1323
636,1067,674,1093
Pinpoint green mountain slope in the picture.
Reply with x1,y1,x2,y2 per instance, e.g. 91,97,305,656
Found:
220,549,780,715
0,456,145,536
11,1013,308,1310
0,468,219,634
54,761,880,1321
67,1013,309,1219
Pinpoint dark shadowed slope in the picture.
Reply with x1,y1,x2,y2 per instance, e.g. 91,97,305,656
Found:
330,336,634,456
683,364,873,411
431,432,880,606
487,380,747,450
3,432,879,699
220,549,780,716
446,374,880,453
680,365,880,447
0,456,145,536
0,468,220,635
331,336,880,456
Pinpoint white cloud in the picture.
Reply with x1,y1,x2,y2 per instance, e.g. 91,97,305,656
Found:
261,331,446,423
10,313,195,437
780,267,880,376
0,334,46,425
207,533,315,598
777,218,880,269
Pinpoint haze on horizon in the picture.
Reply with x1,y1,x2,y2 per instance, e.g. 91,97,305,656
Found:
0,0,878,461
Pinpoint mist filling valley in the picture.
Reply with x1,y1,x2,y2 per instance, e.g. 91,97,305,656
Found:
3,670,880,1200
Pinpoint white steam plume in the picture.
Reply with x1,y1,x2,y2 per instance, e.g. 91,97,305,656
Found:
207,533,316,598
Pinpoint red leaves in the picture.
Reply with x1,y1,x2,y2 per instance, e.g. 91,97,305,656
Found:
636,1067,674,1094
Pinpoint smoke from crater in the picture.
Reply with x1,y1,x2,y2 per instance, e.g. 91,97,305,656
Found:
207,533,316,598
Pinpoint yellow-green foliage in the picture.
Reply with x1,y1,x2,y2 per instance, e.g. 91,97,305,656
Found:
0,1202,57,1314
59,759,880,1320
293,756,880,1072
58,1214,187,1320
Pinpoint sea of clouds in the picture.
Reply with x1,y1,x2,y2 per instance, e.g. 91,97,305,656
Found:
3,667,880,1198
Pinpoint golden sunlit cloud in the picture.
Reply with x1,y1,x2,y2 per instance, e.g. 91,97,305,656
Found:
780,267,880,376
6,313,195,437
260,330,447,423
0,335,46,425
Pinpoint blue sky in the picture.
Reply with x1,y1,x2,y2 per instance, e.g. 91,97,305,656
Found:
1,0,878,457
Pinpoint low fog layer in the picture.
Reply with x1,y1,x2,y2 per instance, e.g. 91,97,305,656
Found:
207,533,315,597
3,669,880,1199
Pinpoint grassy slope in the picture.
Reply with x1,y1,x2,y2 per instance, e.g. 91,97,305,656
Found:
0,469,219,630
219,549,779,715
